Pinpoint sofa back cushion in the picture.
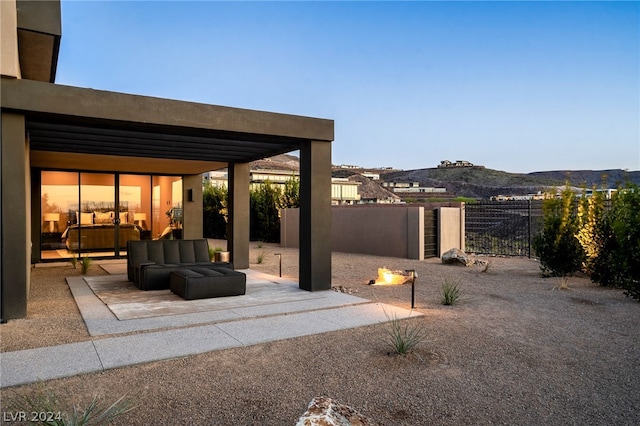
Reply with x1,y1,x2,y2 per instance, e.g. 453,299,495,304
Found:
128,239,212,267
128,240,148,266
193,239,210,262
179,240,197,263
147,241,165,264
163,241,181,264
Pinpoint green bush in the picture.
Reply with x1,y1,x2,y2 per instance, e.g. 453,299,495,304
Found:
441,277,462,305
575,188,606,275
79,257,92,275
532,187,585,287
249,176,300,243
591,185,640,300
8,385,135,425
384,312,426,355
203,184,228,239
250,181,281,242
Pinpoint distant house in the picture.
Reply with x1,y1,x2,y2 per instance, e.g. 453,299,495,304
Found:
348,174,401,204
438,160,480,168
204,167,361,205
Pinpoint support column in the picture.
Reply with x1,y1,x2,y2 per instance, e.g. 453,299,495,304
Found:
1,112,28,320
228,162,250,269
182,174,203,240
299,140,332,291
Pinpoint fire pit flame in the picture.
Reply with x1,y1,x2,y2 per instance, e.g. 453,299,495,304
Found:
370,267,414,285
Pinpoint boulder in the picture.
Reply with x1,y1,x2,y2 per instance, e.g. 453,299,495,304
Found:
441,248,471,266
295,396,374,426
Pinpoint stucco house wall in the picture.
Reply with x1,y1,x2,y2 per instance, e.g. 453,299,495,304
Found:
281,204,465,260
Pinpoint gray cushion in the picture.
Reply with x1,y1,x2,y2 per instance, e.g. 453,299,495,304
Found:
179,240,196,263
163,241,181,264
147,241,165,264
193,239,210,262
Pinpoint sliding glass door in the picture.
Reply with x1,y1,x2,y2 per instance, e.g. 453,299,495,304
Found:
40,171,182,261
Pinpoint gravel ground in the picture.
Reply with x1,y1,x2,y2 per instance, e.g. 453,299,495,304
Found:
1,243,639,425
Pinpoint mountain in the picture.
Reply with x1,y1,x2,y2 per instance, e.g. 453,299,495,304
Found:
379,167,640,199
256,155,639,200
250,154,300,171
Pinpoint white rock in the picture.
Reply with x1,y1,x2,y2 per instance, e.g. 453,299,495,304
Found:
441,248,471,266
295,396,374,426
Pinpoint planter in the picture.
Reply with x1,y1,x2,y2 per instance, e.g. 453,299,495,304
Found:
214,251,230,262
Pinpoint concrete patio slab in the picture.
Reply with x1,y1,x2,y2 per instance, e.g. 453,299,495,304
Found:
93,326,241,370
0,342,102,388
1,268,422,389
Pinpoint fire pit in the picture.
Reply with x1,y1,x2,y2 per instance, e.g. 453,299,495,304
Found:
370,268,414,285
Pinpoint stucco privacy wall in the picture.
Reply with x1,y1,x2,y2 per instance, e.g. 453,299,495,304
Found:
439,207,465,255
281,205,465,259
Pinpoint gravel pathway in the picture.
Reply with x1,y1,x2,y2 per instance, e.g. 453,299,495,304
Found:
1,244,638,425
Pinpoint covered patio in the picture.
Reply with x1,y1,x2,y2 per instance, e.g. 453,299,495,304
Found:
1,0,333,320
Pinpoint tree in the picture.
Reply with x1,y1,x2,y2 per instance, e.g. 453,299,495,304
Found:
575,187,606,275
249,176,300,243
591,184,640,300
250,181,281,242
280,175,300,209
203,184,228,239
532,187,586,289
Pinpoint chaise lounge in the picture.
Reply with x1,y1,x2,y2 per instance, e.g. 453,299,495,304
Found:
127,239,242,292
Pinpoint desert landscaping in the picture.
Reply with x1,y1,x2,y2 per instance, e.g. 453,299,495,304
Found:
1,242,638,425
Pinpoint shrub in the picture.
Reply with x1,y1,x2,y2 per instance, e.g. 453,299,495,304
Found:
532,187,585,288
203,184,228,239
208,246,221,261
8,385,136,425
250,181,281,243
441,277,462,305
79,257,92,275
591,184,640,300
575,188,606,275
384,312,426,355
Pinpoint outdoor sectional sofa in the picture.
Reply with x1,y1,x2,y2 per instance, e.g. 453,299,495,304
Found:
127,239,239,291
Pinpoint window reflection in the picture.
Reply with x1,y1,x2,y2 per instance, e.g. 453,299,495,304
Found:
40,172,182,261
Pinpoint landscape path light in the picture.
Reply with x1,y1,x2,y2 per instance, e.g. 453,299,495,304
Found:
274,253,282,277
406,269,417,309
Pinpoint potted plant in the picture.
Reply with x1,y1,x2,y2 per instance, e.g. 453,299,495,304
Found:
213,246,230,262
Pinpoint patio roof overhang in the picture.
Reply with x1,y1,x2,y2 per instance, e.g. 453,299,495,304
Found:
1,78,334,174
15,0,61,83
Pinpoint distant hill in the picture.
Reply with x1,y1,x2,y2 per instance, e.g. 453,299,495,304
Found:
527,169,639,188
379,167,640,199
258,155,639,200
250,154,300,171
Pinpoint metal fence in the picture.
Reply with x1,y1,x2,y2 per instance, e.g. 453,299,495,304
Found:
465,200,545,257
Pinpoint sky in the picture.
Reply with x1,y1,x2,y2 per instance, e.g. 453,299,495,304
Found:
56,1,639,174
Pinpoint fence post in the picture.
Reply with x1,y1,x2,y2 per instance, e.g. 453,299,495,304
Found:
528,199,532,258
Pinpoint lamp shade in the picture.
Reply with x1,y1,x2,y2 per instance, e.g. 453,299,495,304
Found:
43,213,60,222
134,213,147,221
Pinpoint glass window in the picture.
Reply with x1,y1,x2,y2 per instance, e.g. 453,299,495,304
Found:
40,172,182,261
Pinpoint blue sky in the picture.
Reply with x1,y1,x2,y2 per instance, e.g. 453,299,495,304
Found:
57,1,639,173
